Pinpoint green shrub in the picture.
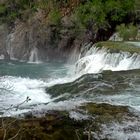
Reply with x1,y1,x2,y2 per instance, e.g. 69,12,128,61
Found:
0,4,6,15
105,0,135,22
73,0,135,31
0,0,136,27
128,24,138,39
116,23,138,41
48,9,61,25
37,0,49,10
8,11,19,20
73,1,107,29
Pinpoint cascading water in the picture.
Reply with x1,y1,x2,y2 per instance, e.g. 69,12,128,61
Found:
28,47,41,63
1,43,140,116
0,61,74,116
6,33,17,60
75,45,140,74
0,54,4,60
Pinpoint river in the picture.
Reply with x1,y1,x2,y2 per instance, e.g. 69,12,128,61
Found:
0,44,140,139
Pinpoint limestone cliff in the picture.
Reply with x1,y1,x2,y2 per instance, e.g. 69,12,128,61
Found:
0,0,137,62
0,10,89,62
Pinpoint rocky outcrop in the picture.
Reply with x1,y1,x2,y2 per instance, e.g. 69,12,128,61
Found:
0,103,139,140
0,9,90,62
0,24,9,60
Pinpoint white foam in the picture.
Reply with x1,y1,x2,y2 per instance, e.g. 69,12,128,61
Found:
75,46,140,74
0,54,4,60
109,33,123,41
1,43,140,117
0,72,84,117
69,111,90,121
0,76,51,116
35,98,89,112
28,47,42,63
100,121,140,140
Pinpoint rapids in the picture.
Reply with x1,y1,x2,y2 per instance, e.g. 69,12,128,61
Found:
0,43,140,139
75,46,140,74
1,44,140,115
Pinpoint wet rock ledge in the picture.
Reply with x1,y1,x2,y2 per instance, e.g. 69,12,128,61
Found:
0,103,139,140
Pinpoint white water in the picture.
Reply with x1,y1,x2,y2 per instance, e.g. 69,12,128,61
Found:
0,54,4,60
75,46,140,74
6,32,42,63
1,44,140,116
6,33,17,60
1,43,140,110
99,121,140,140
109,33,123,41
1,44,140,139
1,76,140,116
0,76,51,116
28,47,41,63
0,66,80,117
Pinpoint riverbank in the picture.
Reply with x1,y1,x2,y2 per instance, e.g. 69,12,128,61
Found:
1,102,139,140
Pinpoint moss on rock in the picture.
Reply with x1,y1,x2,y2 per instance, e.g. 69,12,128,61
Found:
0,103,139,140
0,111,88,140
96,41,140,54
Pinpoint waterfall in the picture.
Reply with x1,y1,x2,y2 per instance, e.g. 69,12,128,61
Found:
28,47,41,63
0,54,4,60
75,44,140,74
109,33,123,41
6,33,17,60
68,43,93,64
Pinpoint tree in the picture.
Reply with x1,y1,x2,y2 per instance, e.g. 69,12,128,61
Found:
73,0,135,31
105,0,135,22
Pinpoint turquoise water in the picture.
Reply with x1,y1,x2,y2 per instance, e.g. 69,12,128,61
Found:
0,60,73,116
125,41,140,47
1,46,140,117
0,60,68,79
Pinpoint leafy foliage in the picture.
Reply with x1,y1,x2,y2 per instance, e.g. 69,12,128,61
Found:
116,23,138,41
0,4,6,14
0,0,137,30
48,8,61,25
73,1,107,29
105,0,134,21
73,0,135,31
37,0,49,10
135,0,140,10
0,0,38,24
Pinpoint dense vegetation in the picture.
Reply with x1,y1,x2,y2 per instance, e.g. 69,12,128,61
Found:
0,0,137,26
0,0,139,42
116,23,138,41
73,0,135,28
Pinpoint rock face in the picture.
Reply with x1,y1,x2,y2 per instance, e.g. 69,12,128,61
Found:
0,10,89,62
0,5,115,62
1,4,116,62
0,25,9,60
